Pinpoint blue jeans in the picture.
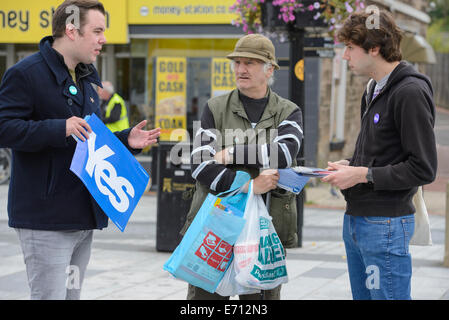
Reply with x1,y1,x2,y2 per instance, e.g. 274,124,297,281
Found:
342,214,415,300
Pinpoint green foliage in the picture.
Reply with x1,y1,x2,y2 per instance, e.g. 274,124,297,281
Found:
428,0,449,23
427,18,449,53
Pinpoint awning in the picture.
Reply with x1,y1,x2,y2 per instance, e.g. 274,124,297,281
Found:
401,32,437,64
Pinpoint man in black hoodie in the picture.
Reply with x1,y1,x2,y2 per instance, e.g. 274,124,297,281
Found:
322,11,437,300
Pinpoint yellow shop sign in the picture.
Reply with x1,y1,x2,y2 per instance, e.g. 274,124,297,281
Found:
0,0,128,44
155,57,187,141
128,0,236,24
211,58,235,97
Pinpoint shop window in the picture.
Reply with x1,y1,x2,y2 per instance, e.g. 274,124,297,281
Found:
15,44,38,63
116,40,148,127
147,38,237,142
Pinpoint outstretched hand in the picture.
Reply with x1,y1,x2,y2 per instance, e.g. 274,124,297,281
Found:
127,120,161,149
321,161,368,190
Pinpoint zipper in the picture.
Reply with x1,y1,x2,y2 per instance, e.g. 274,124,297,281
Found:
356,84,388,168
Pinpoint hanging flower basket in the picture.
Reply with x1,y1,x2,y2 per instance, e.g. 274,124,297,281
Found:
230,0,366,36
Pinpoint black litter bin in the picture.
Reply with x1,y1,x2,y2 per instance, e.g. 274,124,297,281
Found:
150,145,158,191
156,142,195,252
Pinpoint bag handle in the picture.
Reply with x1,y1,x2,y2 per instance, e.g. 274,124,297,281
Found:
216,171,251,198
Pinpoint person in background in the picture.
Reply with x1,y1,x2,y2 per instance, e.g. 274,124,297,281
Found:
97,81,130,132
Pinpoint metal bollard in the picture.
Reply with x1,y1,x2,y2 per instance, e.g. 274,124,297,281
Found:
444,181,449,267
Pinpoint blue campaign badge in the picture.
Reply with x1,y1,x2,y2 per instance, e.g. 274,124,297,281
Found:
69,85,78,95
374,113,380,124
70,114,150,232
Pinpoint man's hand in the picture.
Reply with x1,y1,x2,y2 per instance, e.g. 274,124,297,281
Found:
242,169,279,194
321,161,368,190
326,159,349,170
127,120,161,149
214,147,232,165
66,116,92,142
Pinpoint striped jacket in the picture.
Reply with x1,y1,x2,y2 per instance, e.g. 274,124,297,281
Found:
182,88,303,248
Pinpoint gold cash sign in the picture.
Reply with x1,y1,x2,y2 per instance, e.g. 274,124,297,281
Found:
0,0,128,44
155,57,187,141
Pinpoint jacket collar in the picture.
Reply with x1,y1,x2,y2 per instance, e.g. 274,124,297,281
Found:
39,36,102,87
230,88,277,123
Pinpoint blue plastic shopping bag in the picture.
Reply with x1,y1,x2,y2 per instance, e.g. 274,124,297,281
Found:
70,113,149,232
163,171,251,293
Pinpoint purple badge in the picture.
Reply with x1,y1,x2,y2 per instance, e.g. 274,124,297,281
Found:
374,113,380,124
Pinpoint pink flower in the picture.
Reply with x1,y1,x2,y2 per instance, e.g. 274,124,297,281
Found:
345,2,354,13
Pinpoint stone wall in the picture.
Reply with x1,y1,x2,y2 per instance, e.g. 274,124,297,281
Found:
314,0,431,168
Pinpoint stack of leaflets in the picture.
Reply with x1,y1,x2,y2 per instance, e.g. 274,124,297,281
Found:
277,166,332,194
291,166,332,177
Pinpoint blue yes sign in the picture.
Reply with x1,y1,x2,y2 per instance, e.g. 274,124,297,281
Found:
70,114,149,232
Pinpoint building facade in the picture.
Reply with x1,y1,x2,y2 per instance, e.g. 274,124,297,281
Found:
0,0,434,166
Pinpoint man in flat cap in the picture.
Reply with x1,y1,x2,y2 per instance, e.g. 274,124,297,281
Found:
180,34,303,300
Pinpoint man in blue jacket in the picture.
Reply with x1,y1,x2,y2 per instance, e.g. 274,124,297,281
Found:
0,0,160,299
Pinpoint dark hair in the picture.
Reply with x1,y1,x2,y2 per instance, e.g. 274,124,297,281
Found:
337,10,403,62
52,0,105,38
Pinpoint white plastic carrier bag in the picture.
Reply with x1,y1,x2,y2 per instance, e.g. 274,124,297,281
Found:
232,180,289,290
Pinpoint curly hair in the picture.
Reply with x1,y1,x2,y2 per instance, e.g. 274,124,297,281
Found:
337,10,403,62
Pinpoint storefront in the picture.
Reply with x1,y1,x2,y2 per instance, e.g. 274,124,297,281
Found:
0,0,253,144
123,0,249,142
0,0,437,166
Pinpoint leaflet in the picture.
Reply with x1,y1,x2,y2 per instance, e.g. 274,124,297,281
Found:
277,166,331,194
291,166,332,177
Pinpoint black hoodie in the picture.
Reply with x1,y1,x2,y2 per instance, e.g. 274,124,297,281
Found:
342,61,438,217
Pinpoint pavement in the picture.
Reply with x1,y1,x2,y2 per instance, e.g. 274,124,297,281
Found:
0,107,448,301
0,182,448,301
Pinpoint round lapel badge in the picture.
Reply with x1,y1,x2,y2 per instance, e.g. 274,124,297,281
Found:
69,85,78,95
374,113,380,124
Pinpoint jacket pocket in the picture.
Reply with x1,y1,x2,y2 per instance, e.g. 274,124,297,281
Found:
269,189,297,248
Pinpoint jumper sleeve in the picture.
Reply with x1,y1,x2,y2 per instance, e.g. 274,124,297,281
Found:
234,108,303,169
190,104,236,192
